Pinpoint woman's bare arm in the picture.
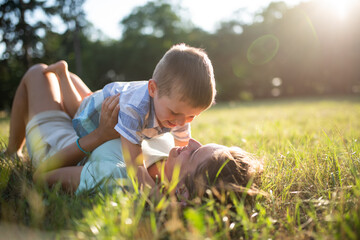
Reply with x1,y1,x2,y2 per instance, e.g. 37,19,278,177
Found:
33,94,120,185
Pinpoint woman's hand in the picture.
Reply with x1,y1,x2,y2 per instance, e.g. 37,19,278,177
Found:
97,93,121,141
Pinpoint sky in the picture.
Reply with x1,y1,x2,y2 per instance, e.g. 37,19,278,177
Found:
83,0,306,40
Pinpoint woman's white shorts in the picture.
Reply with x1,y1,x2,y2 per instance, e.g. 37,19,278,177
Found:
25,110,175,194
25,110,78,167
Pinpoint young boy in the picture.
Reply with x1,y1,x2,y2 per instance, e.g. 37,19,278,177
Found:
44,43,216,177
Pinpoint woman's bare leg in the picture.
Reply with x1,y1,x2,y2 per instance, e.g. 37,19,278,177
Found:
6,63,64,157
44,61,92,117
69,72,92,99
44,61,84,118
6,76,28,157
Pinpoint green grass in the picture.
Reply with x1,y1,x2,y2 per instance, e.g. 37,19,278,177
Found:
0,96,359,239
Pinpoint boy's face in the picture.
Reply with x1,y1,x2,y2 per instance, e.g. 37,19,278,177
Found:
148,80,204,128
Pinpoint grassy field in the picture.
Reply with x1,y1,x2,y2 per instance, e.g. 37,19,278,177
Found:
0,96,359,239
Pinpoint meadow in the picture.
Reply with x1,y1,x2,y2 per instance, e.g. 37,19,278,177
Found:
0,96,359,239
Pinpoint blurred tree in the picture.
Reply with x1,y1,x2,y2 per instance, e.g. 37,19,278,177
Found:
118,0,193,80
53,0,87,76
208,20,247,101
209,2,289,101
274,3,321,96
0,0,56,67
0,0,57,109
121,0,186,40
1,0,359,110
245,1,289,98
0,0,88,109
257,1,288,25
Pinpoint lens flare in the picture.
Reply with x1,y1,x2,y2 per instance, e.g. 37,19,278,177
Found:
247,34,279,65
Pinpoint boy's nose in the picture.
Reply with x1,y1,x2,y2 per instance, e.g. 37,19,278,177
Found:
185,115,195,124
176,115,186,126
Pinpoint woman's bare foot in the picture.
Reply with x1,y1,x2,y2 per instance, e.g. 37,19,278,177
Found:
43,60,68,77
1,149,26,162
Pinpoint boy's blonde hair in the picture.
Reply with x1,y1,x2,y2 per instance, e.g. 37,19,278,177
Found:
152,43,216,109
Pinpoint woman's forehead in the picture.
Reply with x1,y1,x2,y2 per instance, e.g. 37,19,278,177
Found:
191,143,226,160
203,143,226,151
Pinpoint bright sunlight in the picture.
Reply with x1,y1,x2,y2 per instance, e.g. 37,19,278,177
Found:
327,0,355,20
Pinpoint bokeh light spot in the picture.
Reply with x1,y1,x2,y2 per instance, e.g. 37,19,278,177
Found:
247,34,279,65
272,77,282,87
271,88,281,97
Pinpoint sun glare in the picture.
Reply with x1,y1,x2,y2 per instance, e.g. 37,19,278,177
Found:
328,0,354,20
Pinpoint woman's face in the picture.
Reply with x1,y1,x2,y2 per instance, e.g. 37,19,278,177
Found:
164,138,226,182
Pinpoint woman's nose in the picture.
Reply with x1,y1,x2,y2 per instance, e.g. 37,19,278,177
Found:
188,138,201,149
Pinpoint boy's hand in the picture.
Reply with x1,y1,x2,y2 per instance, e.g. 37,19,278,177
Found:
98,93,121,141
147,160,166,182
137,166,155,189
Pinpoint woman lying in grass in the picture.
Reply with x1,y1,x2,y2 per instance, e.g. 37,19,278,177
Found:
5,63,263,201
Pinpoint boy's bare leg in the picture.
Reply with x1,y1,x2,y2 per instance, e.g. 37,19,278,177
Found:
44,61,84,118
6,63,63,157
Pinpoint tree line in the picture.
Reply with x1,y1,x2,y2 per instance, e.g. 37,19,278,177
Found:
1,0,359,110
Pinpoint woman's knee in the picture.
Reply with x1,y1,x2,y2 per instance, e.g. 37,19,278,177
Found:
22,63,48,85
26,63,48,76
22,62,64,116
31,63,48,70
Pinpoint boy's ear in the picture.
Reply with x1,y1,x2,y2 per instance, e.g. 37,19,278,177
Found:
148,79,157,98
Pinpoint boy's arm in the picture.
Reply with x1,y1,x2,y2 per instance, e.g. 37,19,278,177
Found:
171,123,191,147
137,166,164,201
137,166,155,189
121,136,142,167
43,60,83,118
174,138,188,147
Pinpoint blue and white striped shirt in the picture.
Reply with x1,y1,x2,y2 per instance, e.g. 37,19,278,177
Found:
72,81,190,145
